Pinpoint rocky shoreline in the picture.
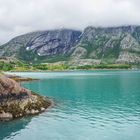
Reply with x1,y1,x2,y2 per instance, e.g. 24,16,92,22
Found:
4,74,39,82
0,74,52,121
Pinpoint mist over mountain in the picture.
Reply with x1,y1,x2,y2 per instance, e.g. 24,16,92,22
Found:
1,0,140,44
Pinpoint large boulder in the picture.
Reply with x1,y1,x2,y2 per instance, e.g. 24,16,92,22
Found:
0,75,31,102
0,75,52,121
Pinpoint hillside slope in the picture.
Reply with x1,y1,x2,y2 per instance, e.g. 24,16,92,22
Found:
0,26,140,64
72,26,140,64
0,29,81,63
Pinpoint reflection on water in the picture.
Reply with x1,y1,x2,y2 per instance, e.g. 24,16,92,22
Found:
1,70,140,140
0,117,31,140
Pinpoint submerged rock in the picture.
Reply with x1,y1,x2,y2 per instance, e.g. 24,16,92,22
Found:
0,74,52,121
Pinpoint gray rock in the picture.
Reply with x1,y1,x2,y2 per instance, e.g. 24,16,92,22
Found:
116,51,140,64
69,59,101,66
71,47,87,59
27,29,81,56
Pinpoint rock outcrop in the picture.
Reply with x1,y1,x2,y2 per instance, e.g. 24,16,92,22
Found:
73,26,140,64
0,29,81,62
0,75,52,121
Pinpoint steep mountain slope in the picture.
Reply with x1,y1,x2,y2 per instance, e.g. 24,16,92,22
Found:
0,32,43,58
72,26,140,64
0,29,82,62
0,26,140,64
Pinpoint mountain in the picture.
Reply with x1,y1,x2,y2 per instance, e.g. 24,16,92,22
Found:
0,29,81,63
0,26,140,64
72,26,140,64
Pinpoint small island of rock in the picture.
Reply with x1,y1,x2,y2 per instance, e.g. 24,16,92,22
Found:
0,74,52,121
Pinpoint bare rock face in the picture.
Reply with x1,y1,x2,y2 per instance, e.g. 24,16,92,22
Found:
74,26,140,64
0,75,52,121
26,29,82,56
71,47,87,59
116,52,140,64
0,29,82,62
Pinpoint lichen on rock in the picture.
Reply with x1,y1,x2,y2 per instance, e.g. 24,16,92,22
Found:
0,74,52,121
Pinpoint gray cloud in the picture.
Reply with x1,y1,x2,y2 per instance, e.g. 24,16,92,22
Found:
0,0,140,44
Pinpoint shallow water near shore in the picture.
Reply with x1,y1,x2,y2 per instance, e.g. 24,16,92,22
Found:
1,70,140,140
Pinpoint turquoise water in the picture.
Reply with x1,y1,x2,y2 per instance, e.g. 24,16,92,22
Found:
1,70,140,140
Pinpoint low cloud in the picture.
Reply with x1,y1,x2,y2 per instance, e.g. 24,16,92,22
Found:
0,0,140,43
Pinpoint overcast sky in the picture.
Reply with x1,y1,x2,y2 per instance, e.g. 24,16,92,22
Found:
0,0,140,44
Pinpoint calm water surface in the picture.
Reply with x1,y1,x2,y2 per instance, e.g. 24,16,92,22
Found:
1,70,140,140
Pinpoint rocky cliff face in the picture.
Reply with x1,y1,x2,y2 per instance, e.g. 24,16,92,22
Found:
0,32,43,57
0,75,52,121
72,26,140,64
0,26,140,64
26,29,81,56
0,29,81,62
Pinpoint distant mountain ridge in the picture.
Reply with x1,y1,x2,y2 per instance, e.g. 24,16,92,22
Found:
0,26,140,64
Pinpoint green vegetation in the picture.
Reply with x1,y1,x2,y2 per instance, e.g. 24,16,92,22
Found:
0,61,14,71
0,59,135,72
0,60,30,71
76,64,131,70
33,64,69,71
18,46,70,63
